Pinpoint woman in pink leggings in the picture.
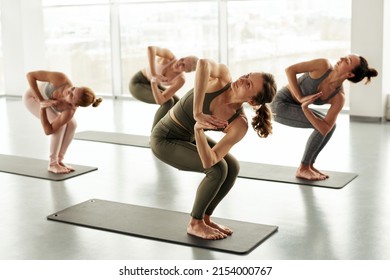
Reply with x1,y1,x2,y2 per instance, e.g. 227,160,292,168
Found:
23,70,102,174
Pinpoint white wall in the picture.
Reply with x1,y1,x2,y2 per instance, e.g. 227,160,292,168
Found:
1,0,45,96
383,0,390,112
350,0,387,120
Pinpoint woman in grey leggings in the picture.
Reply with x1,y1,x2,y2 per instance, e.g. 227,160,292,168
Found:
150,58,277,240
129,46,198,130
271,54,378,180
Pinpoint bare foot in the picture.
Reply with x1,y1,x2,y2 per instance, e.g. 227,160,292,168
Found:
296,164,326,180
311,165,329,178
187,218,227,240
59,161,75,172
204,215,233,235
48,163,71,174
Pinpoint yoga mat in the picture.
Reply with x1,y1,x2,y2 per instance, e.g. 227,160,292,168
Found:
0,154,97,181
47,199,278,255
73,131,357,188
75,131,150,148
238,161,358,189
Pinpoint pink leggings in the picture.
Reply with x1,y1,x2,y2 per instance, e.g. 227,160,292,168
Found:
23,90,77,165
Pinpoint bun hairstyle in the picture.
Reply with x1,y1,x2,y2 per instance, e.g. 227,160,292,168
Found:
92,97,103,107
78,87,103,108
251,72,277,138
348,56,378,84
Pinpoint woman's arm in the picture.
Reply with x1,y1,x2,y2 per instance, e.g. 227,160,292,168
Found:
147,46,174,80
147,46,177,104
150,75,185,105
27,70,73,134
301,92,345,136
195,117,248,169
39,106,75,135
192,59,243,168
26,71,70,102
285,58,330,103
193,58,230,128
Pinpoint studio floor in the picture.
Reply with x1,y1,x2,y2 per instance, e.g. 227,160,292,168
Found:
1,96,390,260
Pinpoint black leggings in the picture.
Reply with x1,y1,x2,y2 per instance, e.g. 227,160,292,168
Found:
129,71,179,129
150,113,239,220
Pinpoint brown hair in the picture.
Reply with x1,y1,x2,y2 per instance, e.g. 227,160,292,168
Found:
77,87,103,107
251,72,277,138
348,56,378,84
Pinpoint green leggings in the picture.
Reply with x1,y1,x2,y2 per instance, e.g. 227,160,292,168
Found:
129,71,179,129
150,113,240,220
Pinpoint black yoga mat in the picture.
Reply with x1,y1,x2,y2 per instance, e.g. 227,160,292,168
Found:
47,199,278,255
238,161,358,189
0,154,97,181
75,131,150,148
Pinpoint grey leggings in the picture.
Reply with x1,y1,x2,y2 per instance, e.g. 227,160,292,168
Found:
271,95,336,166
150,113,239,220
129,71,179,129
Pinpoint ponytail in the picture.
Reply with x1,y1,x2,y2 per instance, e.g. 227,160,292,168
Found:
251,72,277,138
252,104,273,138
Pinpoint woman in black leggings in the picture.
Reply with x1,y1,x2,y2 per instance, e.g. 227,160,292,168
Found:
150,58,277,240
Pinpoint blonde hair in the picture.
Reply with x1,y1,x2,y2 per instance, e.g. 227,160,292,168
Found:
188,56,199,72
78,87,103,107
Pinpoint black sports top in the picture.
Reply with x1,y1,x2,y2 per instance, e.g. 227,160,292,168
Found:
172,83,243,133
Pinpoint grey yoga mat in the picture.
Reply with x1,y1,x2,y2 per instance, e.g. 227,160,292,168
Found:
0,154,97,181
73,131,357,188
47,199,278,255
75,131,150,148
238,161,358,189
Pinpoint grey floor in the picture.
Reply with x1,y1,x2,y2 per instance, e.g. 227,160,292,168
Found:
1,96,390,260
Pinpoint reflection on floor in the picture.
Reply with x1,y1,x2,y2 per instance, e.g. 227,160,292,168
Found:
1,96,390,260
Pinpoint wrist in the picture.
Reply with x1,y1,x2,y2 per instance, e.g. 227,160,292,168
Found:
194,112,202,120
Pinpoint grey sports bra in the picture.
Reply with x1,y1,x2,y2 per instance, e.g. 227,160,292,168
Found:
298,69,342,105
44,82,68,99
43,82,68,112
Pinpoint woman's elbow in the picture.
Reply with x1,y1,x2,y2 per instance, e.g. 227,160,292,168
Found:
284,66,294,75
155,99,165,105
42,125,55,135
197,59,209,71
319,123,336,136
202,162,213,169
202,156,220,169
43,129,53,136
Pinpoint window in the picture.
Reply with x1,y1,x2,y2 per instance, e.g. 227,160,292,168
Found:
227,0,351,92
42,3,112,94
41,0,351,102
119,1,219,97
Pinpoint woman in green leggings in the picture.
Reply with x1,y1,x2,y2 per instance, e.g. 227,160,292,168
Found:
150,58,277,240
129,46,198,130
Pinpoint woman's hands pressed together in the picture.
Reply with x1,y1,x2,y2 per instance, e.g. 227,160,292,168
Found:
194,112,228,131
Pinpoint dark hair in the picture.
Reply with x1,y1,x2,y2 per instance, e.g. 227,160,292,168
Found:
251,72,277,138
348,56,378,84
